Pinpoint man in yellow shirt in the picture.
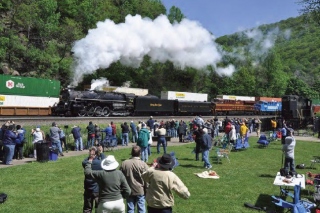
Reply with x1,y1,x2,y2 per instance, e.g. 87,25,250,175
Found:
271,119,277,133
240,122,249,144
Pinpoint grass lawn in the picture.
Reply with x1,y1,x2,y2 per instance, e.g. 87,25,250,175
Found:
0,136,319,213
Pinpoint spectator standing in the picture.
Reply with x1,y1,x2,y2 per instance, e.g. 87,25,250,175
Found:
281,123,287,145
240,122,249,144
224,121,232,143
142,154,190,213
94,124,102,146
282,128,296,175
82,147,105,213
137,121,142,133
146,116,155,136
120,146,149,213
110,121,117,139
2,125,17,165
178,122,186,143
102,124,113,145
130,121,138,143
121,122,130,146
193,126,202,161
255,118,262,137
14,125,26,160
271,118,277,133
155,125,167,154
84,155,131,213
229,124,236,145
137,124,150,162
201,128,212,169
50,122,64,156
86,121,95,149
31,126,45,159
0,122,8,161
59,127,68,153
71,125,83,151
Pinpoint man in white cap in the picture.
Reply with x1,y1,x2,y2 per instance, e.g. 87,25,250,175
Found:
142,154,190,213
84,155,131,213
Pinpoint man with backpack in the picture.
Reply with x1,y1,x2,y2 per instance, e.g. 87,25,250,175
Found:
137,123,150,162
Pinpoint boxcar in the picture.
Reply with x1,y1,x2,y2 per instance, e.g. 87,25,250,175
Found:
175,101,212,116
0,75,60,116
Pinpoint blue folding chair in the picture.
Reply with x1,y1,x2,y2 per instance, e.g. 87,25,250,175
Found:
272,183,316,213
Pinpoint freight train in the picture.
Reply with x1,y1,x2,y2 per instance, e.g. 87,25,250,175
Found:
0,75,60,116
51,88,213,117
212,95,282,116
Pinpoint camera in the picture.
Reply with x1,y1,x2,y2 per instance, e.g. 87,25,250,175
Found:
64,125,69,129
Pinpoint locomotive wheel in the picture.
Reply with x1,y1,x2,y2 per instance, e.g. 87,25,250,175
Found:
87,107,95,117
95,106,103,117
78,109,87,117
102,107,110,117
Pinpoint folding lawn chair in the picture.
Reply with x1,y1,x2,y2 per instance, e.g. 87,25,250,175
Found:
272,183,316,213
257,134,270,148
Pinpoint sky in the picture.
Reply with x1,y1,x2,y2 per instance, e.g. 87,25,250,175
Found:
161,0,302,37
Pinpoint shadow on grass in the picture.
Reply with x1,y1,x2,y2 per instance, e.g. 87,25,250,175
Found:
251,193,278,213
259,174,275,178
179,164,201,168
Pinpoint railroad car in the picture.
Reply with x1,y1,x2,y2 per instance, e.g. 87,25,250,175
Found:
0,75,60,116
254,101,282,115
212,99,255,115
281,95,313,129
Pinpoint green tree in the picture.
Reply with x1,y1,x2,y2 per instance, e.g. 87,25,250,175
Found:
167,6,185,23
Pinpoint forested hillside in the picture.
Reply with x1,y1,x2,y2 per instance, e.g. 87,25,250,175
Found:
0,0,319,100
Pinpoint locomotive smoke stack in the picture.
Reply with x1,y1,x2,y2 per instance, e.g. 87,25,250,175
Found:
71,14,236,86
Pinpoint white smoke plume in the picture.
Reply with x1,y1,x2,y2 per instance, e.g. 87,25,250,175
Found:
71,14,235,85
90,78,109,90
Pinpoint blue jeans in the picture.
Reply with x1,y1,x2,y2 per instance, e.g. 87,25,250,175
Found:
87,135,95,149
127,195,146,213
132,130,138,143
140,146,148,162
75,138,83,151
147,144,151,156
3,144,15,165
202,149,211,168
51,139,63,154
157,137,166,154
122,133,129,146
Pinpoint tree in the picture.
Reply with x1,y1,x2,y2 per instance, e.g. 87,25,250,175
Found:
167,6,185,23
299,0,320,25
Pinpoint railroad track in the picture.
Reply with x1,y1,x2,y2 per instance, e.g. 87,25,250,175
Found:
0,115,273,126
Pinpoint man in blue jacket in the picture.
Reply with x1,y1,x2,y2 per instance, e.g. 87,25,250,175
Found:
82,147,105,213
14,125,26,160
71,125,83,151
2,125,17,165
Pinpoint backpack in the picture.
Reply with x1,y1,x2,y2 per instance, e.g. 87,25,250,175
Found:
0,193,7,204
137,129,148,147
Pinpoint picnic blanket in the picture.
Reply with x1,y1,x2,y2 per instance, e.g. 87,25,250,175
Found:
194,170,220,179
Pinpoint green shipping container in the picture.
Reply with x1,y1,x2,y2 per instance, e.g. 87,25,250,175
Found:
0,74,60,97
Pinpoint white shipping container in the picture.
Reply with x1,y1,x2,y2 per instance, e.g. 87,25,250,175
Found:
161,91,208,102
216,95,255,101
102,86,148,96
0,94,59,107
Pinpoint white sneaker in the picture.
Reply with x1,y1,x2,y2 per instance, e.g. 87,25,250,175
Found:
207,165,212,169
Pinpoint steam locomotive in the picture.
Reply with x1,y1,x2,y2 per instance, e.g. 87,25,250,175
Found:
51,88,213,117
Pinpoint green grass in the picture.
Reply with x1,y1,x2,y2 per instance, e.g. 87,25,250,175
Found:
0,137,319,213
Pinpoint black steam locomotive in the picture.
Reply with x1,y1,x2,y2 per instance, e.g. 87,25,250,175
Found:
281,95,313,129
52,88,213,117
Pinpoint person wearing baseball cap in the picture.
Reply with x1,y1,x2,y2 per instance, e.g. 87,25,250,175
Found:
142,154,190,212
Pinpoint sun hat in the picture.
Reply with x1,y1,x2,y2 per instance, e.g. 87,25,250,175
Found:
101,155,119,171
157,154,175,170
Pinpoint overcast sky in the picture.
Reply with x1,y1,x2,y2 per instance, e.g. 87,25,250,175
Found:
161,0,302,37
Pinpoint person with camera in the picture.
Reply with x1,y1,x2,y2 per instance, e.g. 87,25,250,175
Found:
2,124,18,165
282,128,296,176
59,126,68,153
14,125,26,160
31,126,45,159
82,147,105,213
50,122,64,157
71,125,83,151
86,121,95,149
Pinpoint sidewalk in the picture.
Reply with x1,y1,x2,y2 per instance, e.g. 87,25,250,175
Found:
0,137,189,168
